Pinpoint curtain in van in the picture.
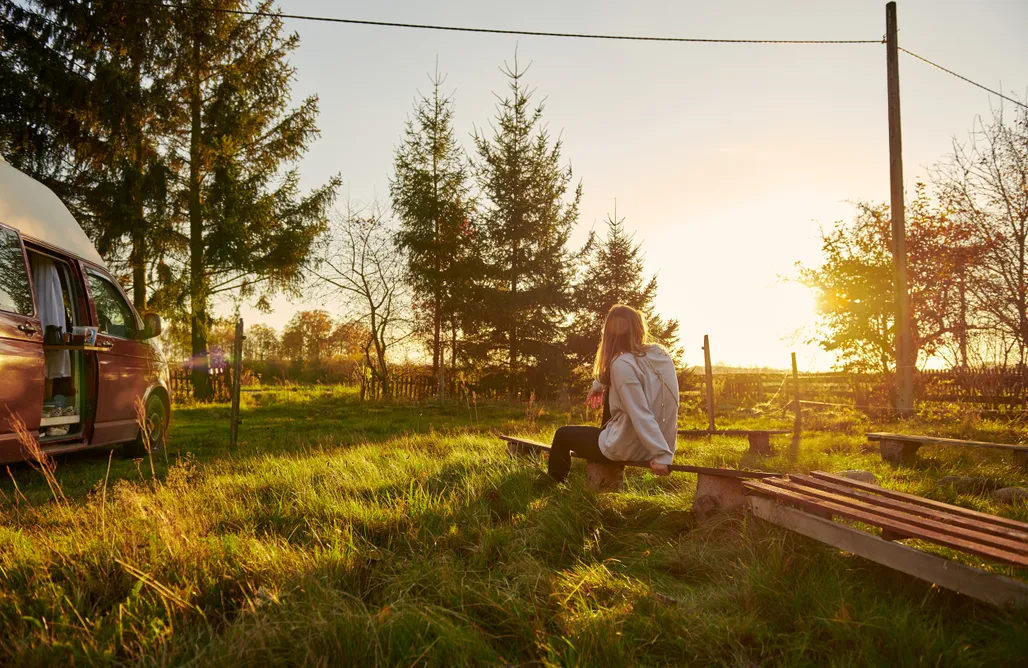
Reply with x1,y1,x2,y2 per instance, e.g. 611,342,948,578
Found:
30,256,70,379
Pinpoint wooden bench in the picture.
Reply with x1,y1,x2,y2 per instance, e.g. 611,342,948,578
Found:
743,471,1028,608
501,435,777,517
867,432,1028,468
678,429,791,456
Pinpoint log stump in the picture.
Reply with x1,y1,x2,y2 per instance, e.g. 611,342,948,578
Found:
693,474,746,520
747,432,772,456
879,438,920,465
585,462,625,493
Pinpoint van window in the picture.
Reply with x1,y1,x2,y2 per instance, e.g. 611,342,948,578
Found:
87,271,138,339
0,226,34,316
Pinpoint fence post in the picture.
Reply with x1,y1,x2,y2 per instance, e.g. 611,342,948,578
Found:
792,353,801,438
229,318,244,451
703,335,716,432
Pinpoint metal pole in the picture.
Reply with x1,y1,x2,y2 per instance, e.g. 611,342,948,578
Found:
703,335,716,432
886,1,915,415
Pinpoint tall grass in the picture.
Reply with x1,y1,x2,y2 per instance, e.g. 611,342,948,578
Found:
1,387,1027,665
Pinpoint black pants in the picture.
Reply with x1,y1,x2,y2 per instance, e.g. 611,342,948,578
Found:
547,393,616,482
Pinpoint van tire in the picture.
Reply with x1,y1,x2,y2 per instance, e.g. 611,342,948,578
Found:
123,394,167,459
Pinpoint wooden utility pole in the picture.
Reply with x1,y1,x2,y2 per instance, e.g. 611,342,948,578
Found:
886,1,915,415
229,318,244,451
702,335,715,432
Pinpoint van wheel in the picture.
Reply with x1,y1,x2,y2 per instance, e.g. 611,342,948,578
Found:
124,395,166,459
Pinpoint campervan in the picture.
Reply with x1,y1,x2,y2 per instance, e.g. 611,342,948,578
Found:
0,159,170,463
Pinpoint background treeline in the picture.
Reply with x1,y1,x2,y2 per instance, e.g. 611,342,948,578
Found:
798,104,1028,374
0,2,680,400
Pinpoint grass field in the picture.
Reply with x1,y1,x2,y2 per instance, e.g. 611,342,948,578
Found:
3,386,1028,666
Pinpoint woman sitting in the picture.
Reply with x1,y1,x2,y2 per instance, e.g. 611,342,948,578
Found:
548,304,680,482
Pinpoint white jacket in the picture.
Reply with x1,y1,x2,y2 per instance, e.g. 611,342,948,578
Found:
593,344,679,465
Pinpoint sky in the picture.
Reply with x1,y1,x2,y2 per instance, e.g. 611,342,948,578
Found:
230,0,1028,372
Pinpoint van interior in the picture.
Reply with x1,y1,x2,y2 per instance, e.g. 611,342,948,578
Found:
27,248,85,443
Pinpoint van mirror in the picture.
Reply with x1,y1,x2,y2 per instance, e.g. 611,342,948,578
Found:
138,313,162,340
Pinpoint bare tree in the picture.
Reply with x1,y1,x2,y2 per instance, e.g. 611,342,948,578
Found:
311,205,411,396
935,105,1028,366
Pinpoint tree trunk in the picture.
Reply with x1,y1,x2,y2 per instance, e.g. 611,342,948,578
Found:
188,23,210,400
958,267,968,368
131,57,146,311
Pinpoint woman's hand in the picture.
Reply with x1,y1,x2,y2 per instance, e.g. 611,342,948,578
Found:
650,461,670,476
586,386,603,409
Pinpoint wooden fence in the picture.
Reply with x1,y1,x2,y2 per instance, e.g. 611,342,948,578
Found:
687,368,1028,413
169,367,232,402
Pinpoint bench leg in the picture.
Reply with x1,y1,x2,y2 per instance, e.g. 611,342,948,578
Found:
585,462,625,493
879,438,920,465
694,474,746,521
747,432,772,456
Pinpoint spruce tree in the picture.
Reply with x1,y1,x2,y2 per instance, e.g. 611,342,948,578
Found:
390,69,474,397
569,208,681,365
168,0,339,398
0,0,179,309
473,56,582,396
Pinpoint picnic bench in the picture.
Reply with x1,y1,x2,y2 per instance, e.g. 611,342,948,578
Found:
501,435,776,517
678,429,791,456
867,432,1028,468
743,471,1028,608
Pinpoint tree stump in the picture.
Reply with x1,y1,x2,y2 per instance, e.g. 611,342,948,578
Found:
693,474,746,521
879,438,920,465
747,432,772,456
585,462,625,493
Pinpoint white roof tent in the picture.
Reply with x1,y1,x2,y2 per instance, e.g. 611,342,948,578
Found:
0,159,107,268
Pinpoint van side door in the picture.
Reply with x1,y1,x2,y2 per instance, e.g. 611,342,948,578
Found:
84,267,155,446
0,224,44,462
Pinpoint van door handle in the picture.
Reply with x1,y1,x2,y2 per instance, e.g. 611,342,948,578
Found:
17,323,38,335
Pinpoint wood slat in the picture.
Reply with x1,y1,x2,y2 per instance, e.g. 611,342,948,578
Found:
499,436,779,479
809,471,1028,533
761,478,1028,557
743,480,1028,568
866,432,1028,452
789,474,1028,544
678,429,790,437
748,496,1028,609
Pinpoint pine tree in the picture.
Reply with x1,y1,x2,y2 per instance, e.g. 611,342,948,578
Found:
569,208,681,365
168,0,340,398
390,69,474,397
473,56,582,396
0,0,180,309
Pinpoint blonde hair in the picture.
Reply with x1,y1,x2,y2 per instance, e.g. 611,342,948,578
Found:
594,304,649,386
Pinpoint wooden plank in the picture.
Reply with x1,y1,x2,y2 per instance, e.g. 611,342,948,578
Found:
499,436,779,479
761,478,1028,556
866,432,1028,452
810,471,1028,533
678,429,790,437
743,481,1028,568
790,474,1028,543
747,496,1028,609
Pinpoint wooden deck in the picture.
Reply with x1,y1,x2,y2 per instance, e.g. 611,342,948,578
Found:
744,471,1028,608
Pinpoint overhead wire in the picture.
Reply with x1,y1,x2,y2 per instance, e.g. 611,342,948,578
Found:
899,47,1027,111
107,0,1026,110
107,0,880,45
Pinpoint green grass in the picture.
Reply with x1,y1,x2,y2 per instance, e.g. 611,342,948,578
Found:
2,386,1028,665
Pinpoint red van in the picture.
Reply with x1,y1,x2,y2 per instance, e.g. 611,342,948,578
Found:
0,159,170,463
